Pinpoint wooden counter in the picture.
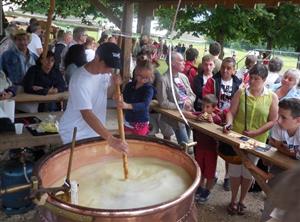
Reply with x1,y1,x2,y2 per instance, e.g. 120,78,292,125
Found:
151,101,297,170
151,100,298,195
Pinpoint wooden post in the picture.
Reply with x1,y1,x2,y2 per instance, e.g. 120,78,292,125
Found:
137,2,154,35
42,0,55,60
0,0,3,38
121,0,134,85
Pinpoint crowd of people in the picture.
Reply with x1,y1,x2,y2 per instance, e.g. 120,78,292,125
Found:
129,37,300,221
0,18,300,222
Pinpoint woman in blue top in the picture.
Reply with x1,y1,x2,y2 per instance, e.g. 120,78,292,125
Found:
272,68,300,100
117,55,156,135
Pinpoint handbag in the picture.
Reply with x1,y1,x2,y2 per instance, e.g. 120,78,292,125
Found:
218,89,247,165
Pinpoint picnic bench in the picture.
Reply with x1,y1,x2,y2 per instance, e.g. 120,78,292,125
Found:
150,101,298,195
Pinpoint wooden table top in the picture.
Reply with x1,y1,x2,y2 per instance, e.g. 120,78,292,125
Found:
13,91,69,103
151,101,298,170
0,109,119,152
0,112,63,151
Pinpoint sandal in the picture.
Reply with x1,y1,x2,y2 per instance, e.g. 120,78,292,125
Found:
237,202,246,215
239,202,246,209
227,203,238,215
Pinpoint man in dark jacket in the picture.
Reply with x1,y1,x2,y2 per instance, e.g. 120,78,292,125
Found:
193,54,215,111
203,57,241,112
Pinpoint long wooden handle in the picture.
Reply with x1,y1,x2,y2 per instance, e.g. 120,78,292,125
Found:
42,0,55,60
115,83,129,180
66,127,77,184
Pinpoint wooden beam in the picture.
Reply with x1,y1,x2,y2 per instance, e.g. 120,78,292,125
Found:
121,0,133,84
0,0,3,37
111,0,300,8
89,0,122,29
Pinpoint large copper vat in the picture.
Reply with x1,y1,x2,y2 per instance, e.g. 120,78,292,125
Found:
34,136,200,222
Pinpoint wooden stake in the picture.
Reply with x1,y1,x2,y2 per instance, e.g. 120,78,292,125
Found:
42,0,55,60
115,73,129,180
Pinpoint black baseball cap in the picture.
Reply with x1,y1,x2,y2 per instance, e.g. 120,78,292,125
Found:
96,42,121,69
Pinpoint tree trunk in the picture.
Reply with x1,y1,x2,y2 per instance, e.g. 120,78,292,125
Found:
0,0,6,42
121,0,133,85
216,33,225,59
296,46,300,70
266,37,273,57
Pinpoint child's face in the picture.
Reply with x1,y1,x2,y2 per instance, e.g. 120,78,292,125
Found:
278,108,300,130
202,59,215,75
202,103,215,114
136,69,152,85
220,62,235,80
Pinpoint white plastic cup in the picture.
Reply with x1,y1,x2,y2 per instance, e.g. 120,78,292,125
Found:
15,123,24,135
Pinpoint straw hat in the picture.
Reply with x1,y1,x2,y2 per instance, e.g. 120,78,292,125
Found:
12,29,31,40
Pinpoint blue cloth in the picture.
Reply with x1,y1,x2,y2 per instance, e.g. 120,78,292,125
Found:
0,45,37,86
271,83,300,100
123,81,156,123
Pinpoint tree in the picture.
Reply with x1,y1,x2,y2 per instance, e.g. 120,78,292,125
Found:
156,3,300,54
3,0,123,26
156,5,253,58
246,3,300,51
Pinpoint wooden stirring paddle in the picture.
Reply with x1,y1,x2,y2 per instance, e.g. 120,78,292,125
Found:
66,127,77,185
114,70,129,180
56,127,77,202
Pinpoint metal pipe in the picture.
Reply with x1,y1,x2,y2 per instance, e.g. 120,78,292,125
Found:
0,183,32,195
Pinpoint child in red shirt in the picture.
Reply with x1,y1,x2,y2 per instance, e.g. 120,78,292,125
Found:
184,94,223,203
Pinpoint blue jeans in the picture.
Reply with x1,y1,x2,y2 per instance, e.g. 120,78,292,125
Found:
173,123,189,145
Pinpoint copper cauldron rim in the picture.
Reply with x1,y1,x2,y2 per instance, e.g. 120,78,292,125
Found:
34,135,200,217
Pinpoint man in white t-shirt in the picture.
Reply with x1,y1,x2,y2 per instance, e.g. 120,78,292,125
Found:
59,42,127,153
27,23,43,57
261,98,300,222
270,98,300,159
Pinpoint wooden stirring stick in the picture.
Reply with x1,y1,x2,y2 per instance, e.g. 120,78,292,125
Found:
114,71,129,180
66,127,77,184
56,127,77,202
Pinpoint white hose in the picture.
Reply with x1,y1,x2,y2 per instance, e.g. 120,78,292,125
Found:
168,0,189,127
23,162,31,183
